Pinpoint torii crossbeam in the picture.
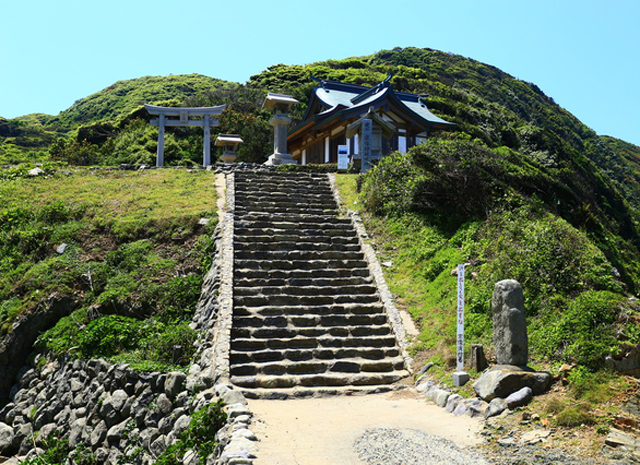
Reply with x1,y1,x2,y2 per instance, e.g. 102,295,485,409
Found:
144,104,226,167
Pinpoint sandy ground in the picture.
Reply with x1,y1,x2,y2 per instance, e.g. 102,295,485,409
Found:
248,389,484,465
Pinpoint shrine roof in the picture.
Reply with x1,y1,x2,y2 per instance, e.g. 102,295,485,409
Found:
291,77,455,139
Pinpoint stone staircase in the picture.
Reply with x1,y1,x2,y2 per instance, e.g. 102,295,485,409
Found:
230,170,409,398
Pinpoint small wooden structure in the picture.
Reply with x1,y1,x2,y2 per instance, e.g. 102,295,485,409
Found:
288,76,455,169
144,104,226,167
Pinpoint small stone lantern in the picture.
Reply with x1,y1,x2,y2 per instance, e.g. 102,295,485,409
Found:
263,93,299,165
215,134,243,163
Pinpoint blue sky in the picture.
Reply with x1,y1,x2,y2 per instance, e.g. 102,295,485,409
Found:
1,0,639,146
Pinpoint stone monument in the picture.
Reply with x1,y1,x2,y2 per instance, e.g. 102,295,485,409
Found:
263,93,299,165
473,279,552,410
492,279,528,366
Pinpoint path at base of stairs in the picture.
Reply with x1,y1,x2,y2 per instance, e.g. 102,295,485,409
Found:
249,389,484,465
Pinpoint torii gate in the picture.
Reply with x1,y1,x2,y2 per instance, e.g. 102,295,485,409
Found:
144,104,226,167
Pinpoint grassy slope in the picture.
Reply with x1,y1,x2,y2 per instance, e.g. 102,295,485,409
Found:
0,167,217,371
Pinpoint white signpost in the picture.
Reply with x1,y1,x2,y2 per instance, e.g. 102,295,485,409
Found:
453,264,470,386
337,144,349,170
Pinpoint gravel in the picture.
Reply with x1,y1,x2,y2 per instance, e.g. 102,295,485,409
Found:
354,427,490,465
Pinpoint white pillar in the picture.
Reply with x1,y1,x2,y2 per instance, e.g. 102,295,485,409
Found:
156,114,165,167
324,136,330,163
302,149,307,165
203,116,211,166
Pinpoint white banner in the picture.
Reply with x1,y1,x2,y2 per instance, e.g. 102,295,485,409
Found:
456,264,465,372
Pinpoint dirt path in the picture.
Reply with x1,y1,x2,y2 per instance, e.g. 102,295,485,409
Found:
248,389,485,465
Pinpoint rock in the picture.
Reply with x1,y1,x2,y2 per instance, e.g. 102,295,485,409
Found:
485,398,508,418
222,389,248,406
521,429,551,445
473,366,552,401
445,394,464,413
453,403,468,416
156,393,173,415
68,418,87,448
492,279,528,366
35,423,57,447
90,420,108,448
226,403,252,420
435,389,451,408
173,414,191,437
106,419,130,444
417,362,435,375
467,400,488,418
28,167,44,177
150,435,167,457
164,372,186,398
605,427,640,449
416,380,433,394
0,422,14,453
55,243,68,254
506,386,533,409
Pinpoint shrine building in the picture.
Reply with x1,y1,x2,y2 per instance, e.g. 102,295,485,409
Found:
287,76,456,166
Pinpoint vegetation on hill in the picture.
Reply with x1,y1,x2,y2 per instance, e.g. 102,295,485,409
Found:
0,167,217,379
1,46,640,384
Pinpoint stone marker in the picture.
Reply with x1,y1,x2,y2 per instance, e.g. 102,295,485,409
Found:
492,279,528,366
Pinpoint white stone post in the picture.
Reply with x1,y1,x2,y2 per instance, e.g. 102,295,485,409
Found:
203,115,211,167
156,114,165,167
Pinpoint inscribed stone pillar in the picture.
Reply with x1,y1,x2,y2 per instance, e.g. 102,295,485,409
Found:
492,279,528,366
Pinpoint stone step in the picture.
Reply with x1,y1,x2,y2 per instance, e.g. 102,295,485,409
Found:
235,206,338,216
234,268,371,279
232,293,380,307
234,284,377,297
233,303,385,317
234,234,359,246
234,227,357,238
229,347,401,364
229,357,406,377
231,335,398,351
234,250,365,261
233,312,388,328
235,213,349,225
233,276,372,288
235,221,352,233
237,384,399,400
234,259,369,271
232,325,391,340
230,371,407,390
236,193,336,204
234,241,361,253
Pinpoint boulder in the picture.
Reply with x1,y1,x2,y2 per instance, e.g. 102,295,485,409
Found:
506,386,533,409
0,422,14,453
485,397,507,418
473,366,552,401
492,280,528,366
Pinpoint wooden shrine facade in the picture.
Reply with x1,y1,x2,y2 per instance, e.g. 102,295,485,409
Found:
287,77,455,166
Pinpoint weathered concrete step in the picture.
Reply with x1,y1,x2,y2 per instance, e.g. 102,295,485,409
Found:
234,268,370,279
234,234,359,245
232,325,391,340
236,194,335,205
234,275,372,287
234,241,361,252
234,250,365,261
235,227,357,238
234,259,369,271
234,284,377,297
235,176,329,185
233,293,379,307
233,302,385,317
231,335,398,351
230,371,407,390
230,356,406,377
229,347,401,364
